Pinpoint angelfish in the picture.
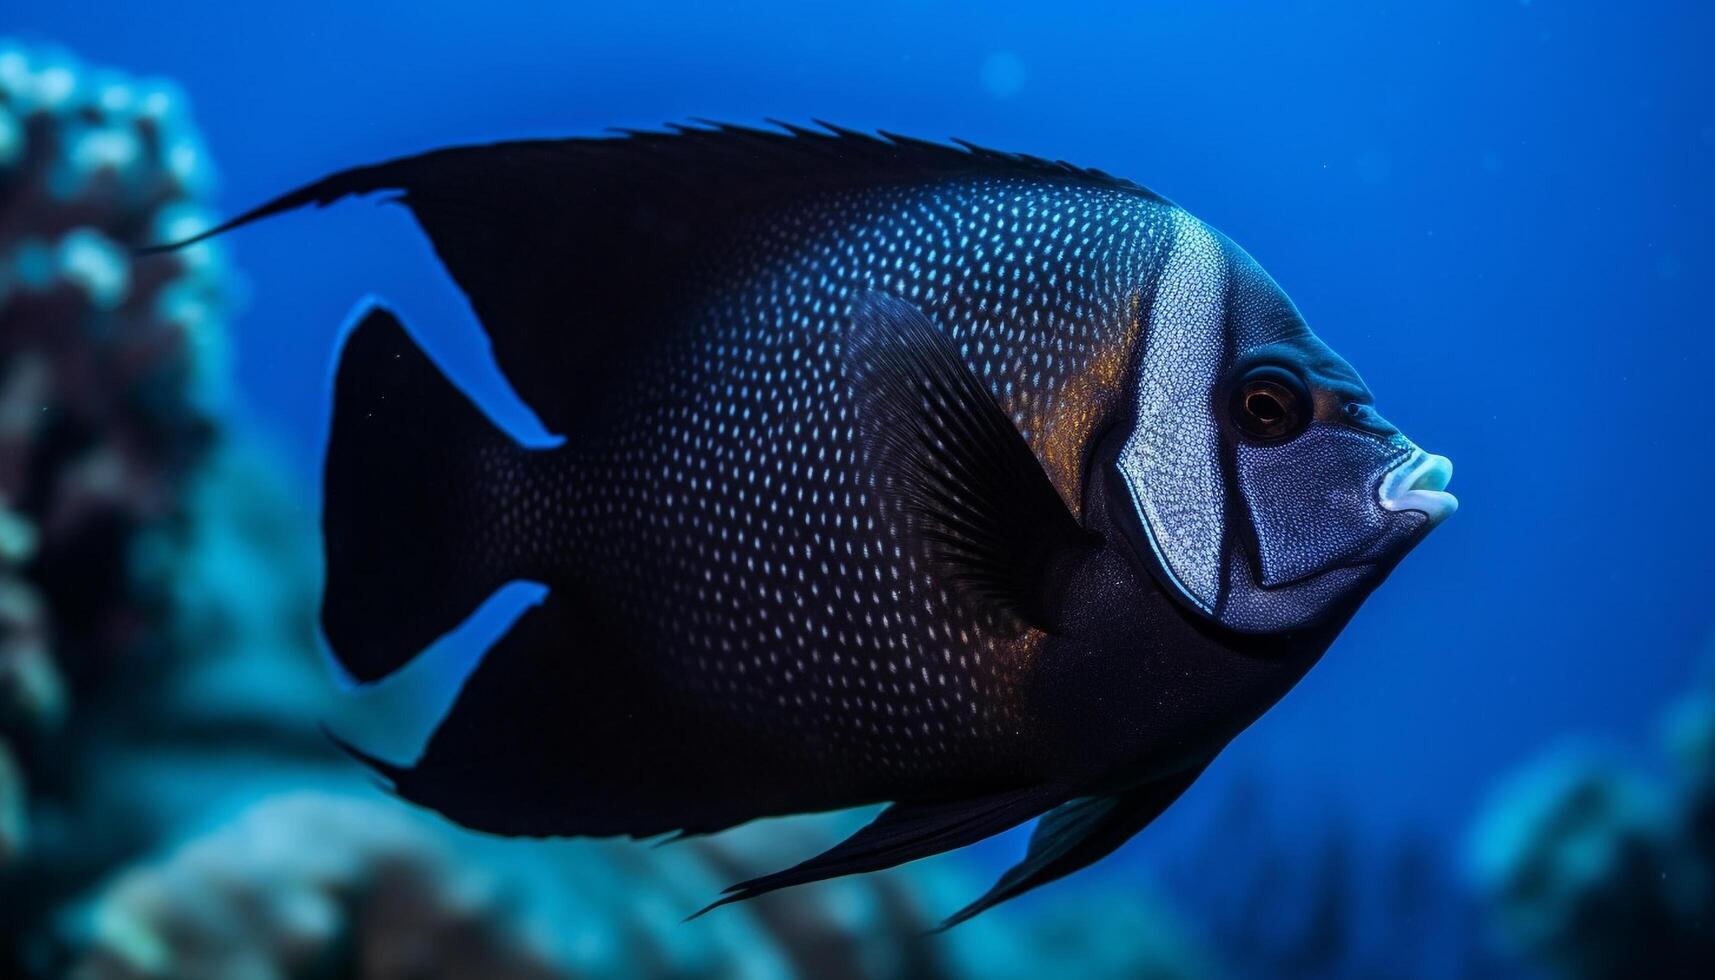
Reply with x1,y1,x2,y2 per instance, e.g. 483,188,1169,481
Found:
157,124,1456,926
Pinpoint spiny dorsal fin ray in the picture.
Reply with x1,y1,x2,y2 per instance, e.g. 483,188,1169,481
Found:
140,122,1164,254
138,123,1167,435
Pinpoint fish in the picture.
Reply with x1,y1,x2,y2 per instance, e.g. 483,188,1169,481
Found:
152,123,1457,926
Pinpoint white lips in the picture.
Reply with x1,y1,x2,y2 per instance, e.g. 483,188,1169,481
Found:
1379,449,1458,526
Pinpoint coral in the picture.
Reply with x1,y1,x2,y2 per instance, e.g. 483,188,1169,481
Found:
1468,752,1691,978
0,37,230,872
63,792,1208,980
1160,774,1509,980
1665,663,1715,877
1468,648,1715,978
0,39,349,976
68,793,563,980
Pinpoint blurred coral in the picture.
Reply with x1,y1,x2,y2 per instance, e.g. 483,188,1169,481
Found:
1468,648,1715,978
64,791,1210,980
69,793,563,980
0,37,230,871
1163,774,1506,980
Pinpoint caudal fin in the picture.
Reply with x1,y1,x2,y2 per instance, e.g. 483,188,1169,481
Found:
322,305,534,682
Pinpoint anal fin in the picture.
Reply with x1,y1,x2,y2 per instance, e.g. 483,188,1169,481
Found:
937,762,1210,929
692,783,1072,917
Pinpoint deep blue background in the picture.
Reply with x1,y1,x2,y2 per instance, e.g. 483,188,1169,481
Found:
14,0,1712,932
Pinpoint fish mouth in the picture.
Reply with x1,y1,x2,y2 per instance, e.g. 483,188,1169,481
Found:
1379,449,1458,526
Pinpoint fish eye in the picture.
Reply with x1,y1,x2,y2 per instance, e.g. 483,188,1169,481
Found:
1230,365,1311,441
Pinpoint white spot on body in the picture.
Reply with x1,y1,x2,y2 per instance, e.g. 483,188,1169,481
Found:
502,176,1174,788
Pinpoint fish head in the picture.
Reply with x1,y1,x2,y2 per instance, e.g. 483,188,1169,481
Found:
1109,211,1455,634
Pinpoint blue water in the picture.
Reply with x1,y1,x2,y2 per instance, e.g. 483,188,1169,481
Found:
14,0,1712,958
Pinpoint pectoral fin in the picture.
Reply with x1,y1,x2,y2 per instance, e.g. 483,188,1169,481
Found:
845,292,1096,631
937,762,1210,929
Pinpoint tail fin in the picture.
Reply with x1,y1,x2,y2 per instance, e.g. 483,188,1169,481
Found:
322,305,534,682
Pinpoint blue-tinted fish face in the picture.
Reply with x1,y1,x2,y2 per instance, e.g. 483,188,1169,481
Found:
1112,212,1454,633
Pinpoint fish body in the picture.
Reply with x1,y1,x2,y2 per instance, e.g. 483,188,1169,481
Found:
165,125,1456,923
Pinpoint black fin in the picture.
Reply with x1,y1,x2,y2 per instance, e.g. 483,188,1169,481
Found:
319,723,405,782
691,783,1071,917
846,293,1097,631
936,763,1210,929
139,124,1166,435
322,305,534,682
371,591,796,839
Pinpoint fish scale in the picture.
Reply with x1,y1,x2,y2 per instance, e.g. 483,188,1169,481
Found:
479,177,1176,788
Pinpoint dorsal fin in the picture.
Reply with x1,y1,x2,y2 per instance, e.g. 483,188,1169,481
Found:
139,123,1168,434
143,122,1165,253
